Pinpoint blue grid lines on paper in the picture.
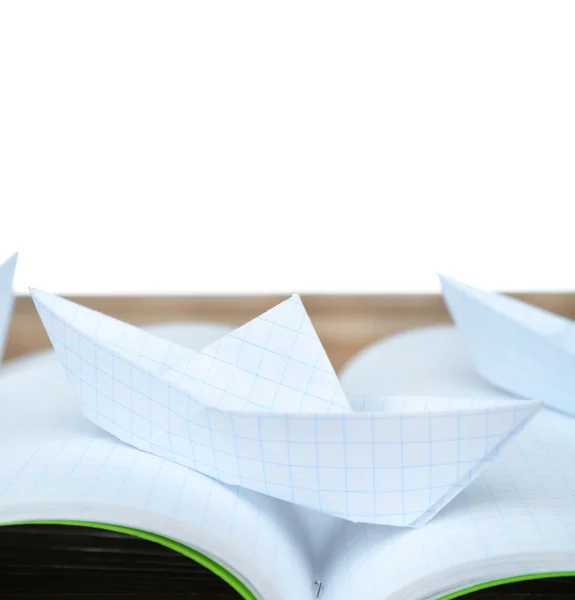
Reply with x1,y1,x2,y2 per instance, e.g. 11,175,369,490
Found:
33,292,537,525
44,292,350,415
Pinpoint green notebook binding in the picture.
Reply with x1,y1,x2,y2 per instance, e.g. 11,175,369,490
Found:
443,573,575,599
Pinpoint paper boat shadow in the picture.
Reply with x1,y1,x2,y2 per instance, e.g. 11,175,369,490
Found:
440,275,575,417
31,288,541,527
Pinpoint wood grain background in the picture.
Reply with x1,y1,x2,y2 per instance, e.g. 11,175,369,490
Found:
7,292,575,371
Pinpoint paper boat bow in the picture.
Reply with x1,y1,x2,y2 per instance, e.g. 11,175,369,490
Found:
31,289,540,527
441,275,575,416
0,253,18,363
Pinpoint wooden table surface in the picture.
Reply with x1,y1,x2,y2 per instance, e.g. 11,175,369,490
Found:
7,292,575,370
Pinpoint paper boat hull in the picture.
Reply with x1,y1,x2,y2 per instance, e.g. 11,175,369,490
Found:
32,289,541,526
441,276,575,416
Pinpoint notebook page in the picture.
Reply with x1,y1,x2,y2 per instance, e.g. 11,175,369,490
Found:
0,330,323,600
338,325,507,400
320,410,575,600
323,326,575,600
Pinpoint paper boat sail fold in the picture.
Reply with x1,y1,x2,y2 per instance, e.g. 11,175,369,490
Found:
440,275,575,416
31,289,351,414
31,288,541,527
0,253,18,362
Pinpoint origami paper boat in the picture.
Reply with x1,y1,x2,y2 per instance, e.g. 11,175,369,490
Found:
0,253,18,362
31,289,540,527
441,275,575,416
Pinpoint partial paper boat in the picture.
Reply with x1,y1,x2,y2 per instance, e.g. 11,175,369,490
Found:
0,253,18,363
441,274,575,416
31,288,540,527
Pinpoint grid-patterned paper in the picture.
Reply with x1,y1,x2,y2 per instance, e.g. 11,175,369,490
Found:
0,253,17,362
321,326,575,600
0,347,316,600
31,289,541,526
31,290,350,414
441,275,575,416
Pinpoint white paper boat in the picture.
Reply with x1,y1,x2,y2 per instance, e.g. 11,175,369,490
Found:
0,253,18,362
441,275,575,416
31,288,541,527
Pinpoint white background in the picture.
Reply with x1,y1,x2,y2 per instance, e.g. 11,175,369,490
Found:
1,1,574,295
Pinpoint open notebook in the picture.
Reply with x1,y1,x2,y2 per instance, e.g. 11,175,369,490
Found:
0,292,566,600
